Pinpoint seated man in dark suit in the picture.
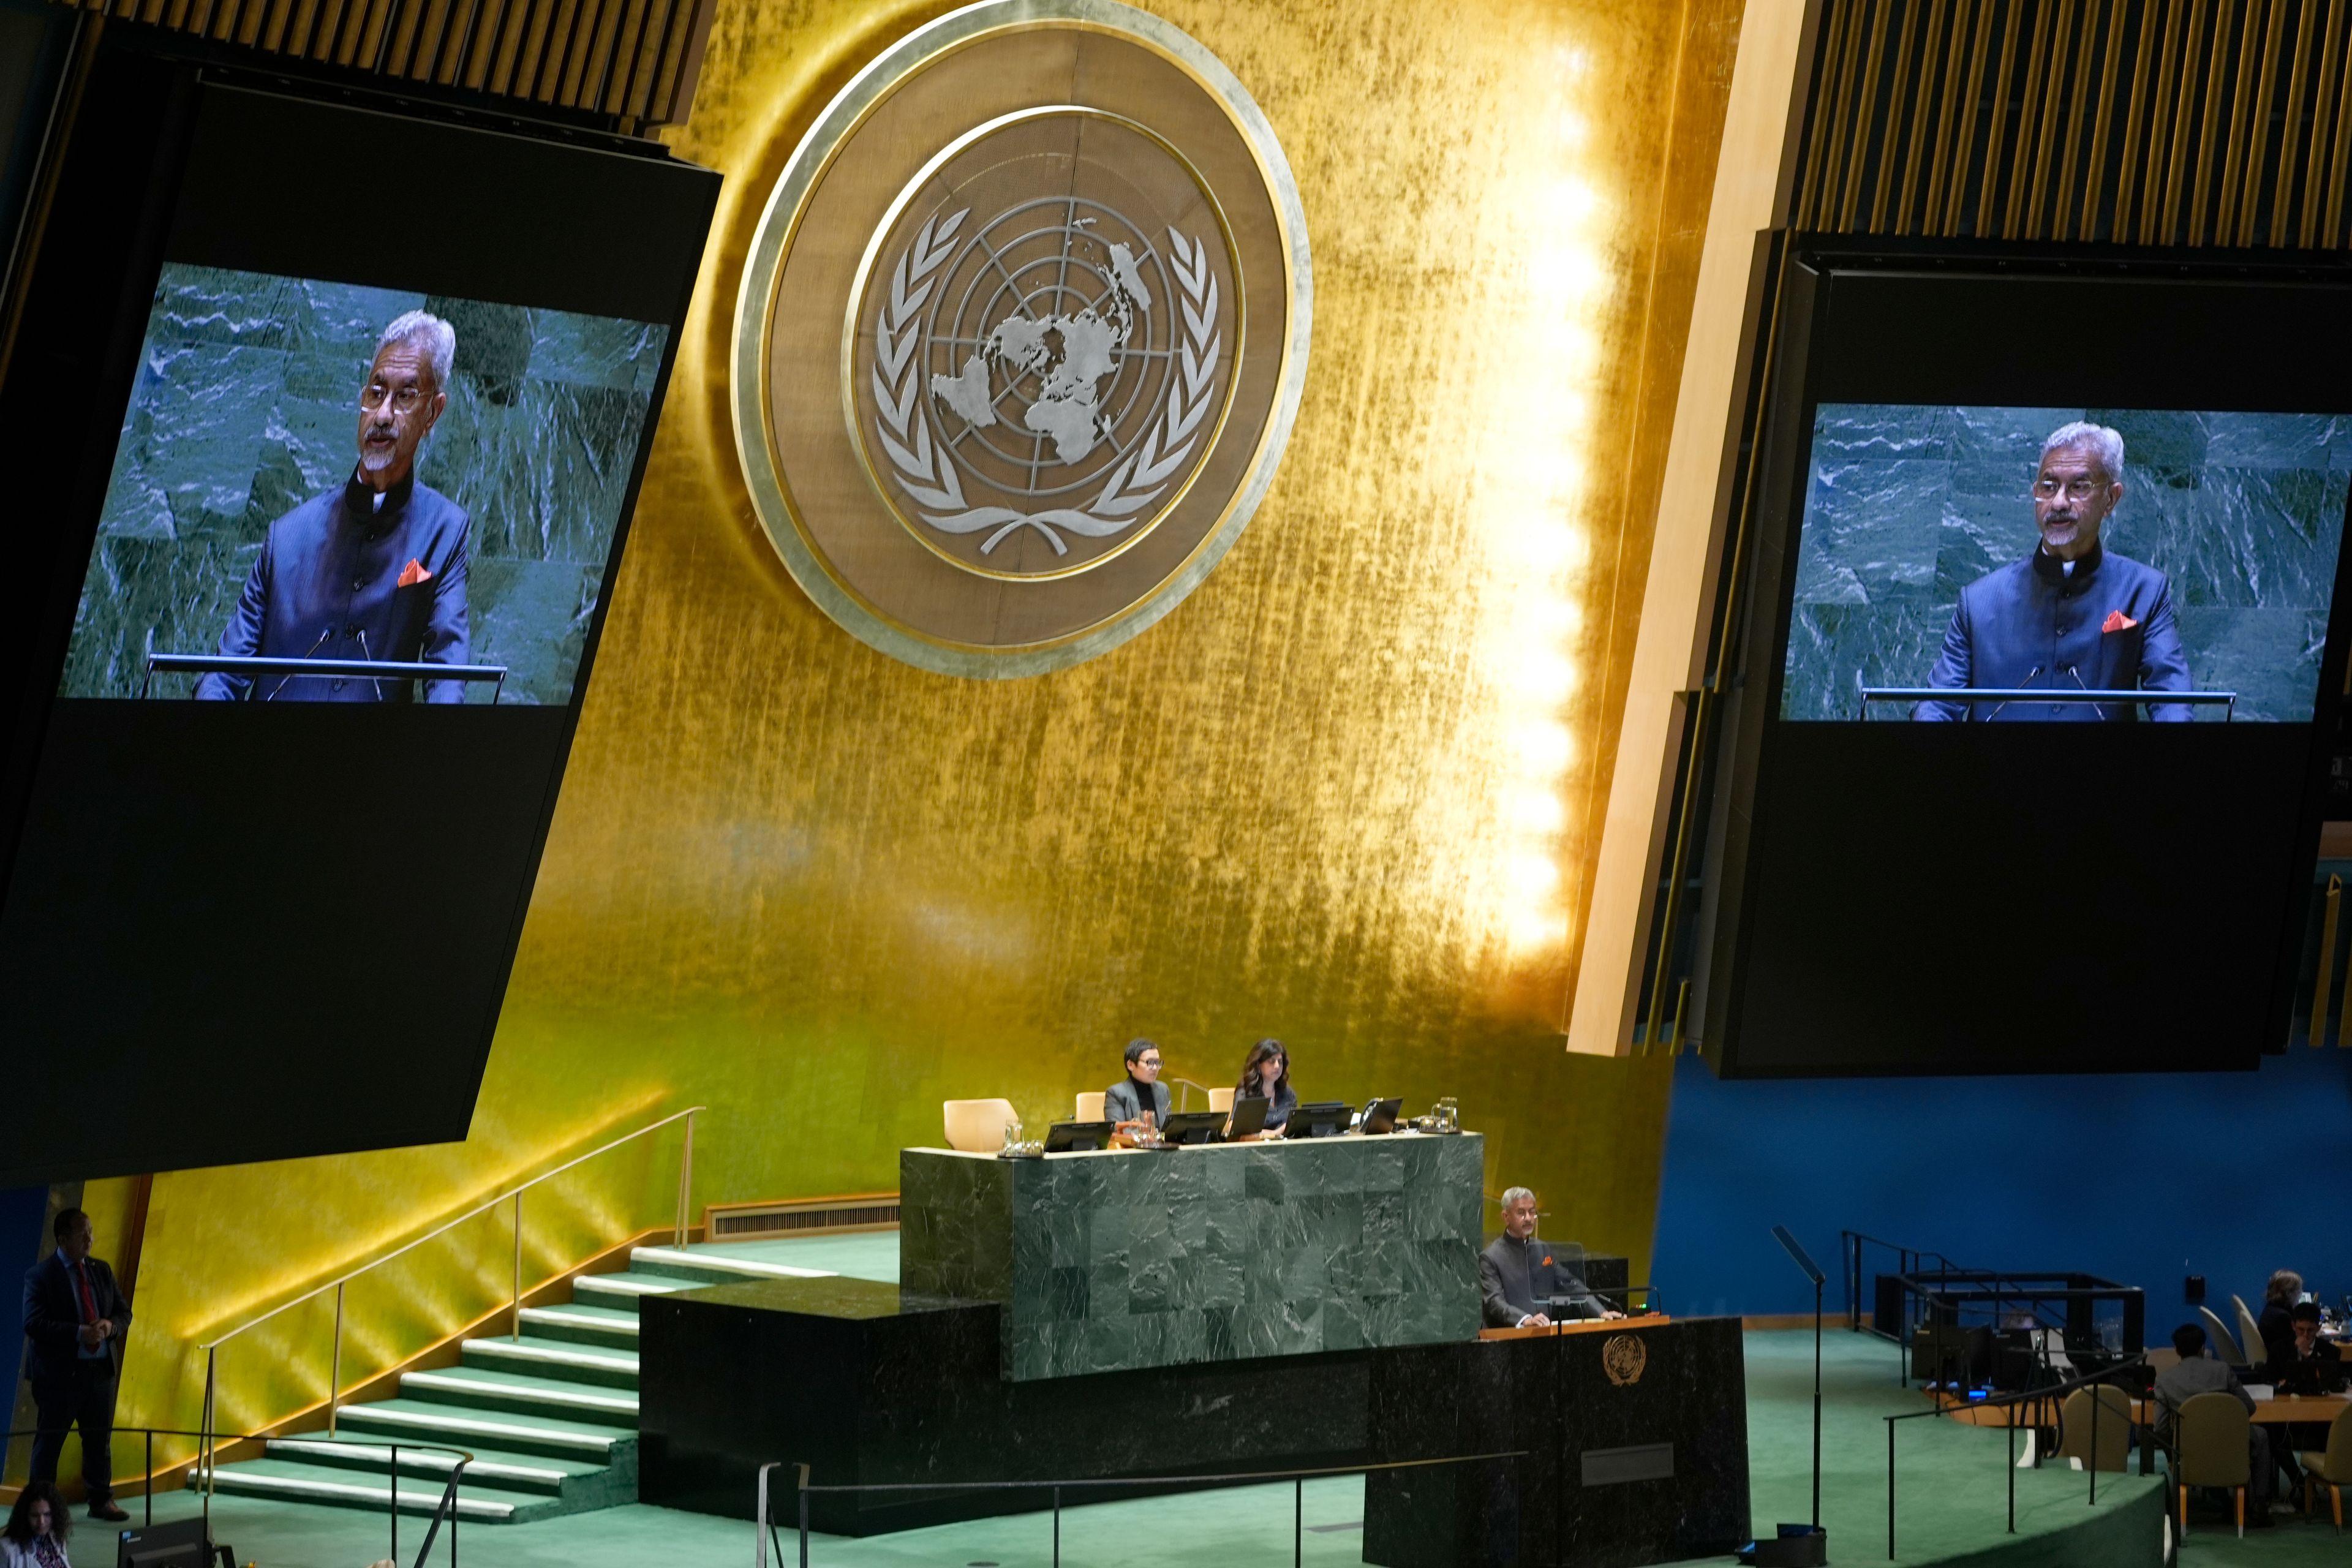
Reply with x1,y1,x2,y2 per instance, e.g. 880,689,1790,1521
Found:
1478,1188,1624,1329
2154,1322,2272,1524
196,311,471,703
21,1207,132,1521
1914,421,2190,723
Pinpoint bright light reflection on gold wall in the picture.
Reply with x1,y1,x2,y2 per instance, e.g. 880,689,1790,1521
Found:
106,0,1748,1458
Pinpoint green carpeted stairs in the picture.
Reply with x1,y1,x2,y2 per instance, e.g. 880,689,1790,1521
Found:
192,1243,834,1523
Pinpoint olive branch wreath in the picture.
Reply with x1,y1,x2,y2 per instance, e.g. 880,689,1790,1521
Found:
870,207,1222,557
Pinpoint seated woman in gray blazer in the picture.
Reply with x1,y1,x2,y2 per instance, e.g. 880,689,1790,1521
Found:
1102,1038,1172,1129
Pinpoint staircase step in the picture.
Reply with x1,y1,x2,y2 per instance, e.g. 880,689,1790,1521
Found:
518,1303,640,1348
197,1458,543,1521
265,1436,594,1496
570,1272,689,1313
402,1366,638,1421
630,1245,836,1286
461,1335,638,1389
337,1398,634,1462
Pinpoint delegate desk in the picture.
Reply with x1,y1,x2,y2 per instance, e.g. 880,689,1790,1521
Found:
901,1131,1485,1378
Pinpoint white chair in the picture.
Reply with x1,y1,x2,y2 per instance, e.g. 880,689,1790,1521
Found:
1074,1091,1107,1121
1208,1087,1235,1113
943,1098,1018,1153
2198,1305,2248,1366
2233,1295,2269,1368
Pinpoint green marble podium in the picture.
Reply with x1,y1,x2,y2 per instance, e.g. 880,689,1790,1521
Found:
900,1133,1483,1380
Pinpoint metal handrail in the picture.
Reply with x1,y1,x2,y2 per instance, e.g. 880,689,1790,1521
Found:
7,1424,472,1567
752,1449,1531,1568
140,652,510,703
1882,1352,2151,1559
1858,686,2236,720
195,1104,704,1497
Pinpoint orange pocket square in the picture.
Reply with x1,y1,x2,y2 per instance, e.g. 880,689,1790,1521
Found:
396,558,432,588
2101,610,2137,633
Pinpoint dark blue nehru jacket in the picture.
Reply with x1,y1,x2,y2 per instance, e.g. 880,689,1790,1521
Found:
195,470,471,703
1915,542,2191,722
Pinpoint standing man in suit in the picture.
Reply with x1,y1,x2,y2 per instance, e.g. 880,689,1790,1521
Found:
1914,421,2192,722
1478,1188,1624,1329
22,1207,132,1521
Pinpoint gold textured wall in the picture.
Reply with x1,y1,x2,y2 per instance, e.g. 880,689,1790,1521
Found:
105,0,1748,1463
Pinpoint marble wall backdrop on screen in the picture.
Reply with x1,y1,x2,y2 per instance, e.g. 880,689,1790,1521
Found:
1783,404,2350,722
59,263,666,705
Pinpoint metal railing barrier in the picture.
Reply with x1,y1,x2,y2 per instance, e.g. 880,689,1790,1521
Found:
194,1104,703,1487
750,1449,1529,1568
7,1424,471,1568
1881,1352,2152,1559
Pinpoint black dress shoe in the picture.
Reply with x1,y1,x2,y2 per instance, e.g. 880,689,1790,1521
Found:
87,1500,128,1522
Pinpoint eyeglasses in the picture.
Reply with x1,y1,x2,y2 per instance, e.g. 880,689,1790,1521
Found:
2031,477,2106,502
361,382,429,414
1138,1057,1163,1069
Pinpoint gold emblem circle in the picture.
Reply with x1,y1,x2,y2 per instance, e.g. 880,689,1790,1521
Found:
1602,1333,1648,1386
842,106,1245,584
730,0,1312,679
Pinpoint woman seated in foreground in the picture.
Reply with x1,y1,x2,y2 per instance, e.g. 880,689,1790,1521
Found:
1235,1037,1300,1133
2,1480,71,1568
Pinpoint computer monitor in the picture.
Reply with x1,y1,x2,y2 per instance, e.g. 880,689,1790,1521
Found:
1357,1096,1402,1134
1043,1120,1114,1152
1283,1101,1352,1138
117,1518,211,1568
1159,1110,1229,1145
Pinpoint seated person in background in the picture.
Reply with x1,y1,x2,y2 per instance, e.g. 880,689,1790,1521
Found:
2257,1270,2305,1375
1478,1188,1625,1329
1102,1038,1171,1131
2154,1323,2272,1525
2272,1302,2342,1394
1235,1038,1300,1132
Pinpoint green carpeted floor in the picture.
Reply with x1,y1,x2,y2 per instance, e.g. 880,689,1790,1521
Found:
120,1244,2332,1567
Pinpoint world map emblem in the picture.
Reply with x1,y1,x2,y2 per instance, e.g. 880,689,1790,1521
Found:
851,108,1238,581
731,0,1310,676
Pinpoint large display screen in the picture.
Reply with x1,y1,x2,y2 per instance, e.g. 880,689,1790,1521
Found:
1692,250,2352,1079
1782,405,2346,724
0,53,718,1185
67,265,665,706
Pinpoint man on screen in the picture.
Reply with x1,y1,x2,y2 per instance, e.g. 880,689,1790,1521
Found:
1914,421,2191,722
196,311,471,702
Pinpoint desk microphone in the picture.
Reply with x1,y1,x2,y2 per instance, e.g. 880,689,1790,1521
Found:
356,628,388,702
2059,663,2101,720
265,626,336,701
1983,665,2042,722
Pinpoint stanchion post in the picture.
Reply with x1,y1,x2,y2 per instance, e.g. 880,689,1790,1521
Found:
1054,1485,1062,1568
390,1442,400,1564
799,1484,809,1568
1887,1419,1896,1560
2008,1408,2015,1532
145,1431,154,1528
1294,1474,1303,1567
511,1193,524,1344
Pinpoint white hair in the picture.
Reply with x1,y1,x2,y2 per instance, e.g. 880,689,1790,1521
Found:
1500,1186,1536,1209
2040,420,2125,486
375,310,456,393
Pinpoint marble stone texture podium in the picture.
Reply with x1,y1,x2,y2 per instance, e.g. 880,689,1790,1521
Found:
901,1132,1483,1379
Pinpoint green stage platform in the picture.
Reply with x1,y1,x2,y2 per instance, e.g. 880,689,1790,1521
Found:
123,1237,2304,1566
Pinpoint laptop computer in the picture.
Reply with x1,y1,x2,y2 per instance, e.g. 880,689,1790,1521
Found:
1226,1094,1270,1139
1042,1120,1115,1152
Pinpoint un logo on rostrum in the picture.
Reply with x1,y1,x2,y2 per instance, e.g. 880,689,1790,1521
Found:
733,0,1308,677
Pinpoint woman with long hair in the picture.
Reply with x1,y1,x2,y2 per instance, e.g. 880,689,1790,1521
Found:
2,1479,71,1567
1235,1038,1299,1133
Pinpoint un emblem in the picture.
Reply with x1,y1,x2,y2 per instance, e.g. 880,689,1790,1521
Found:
733,0,1308,676
1603,1333,1648,1387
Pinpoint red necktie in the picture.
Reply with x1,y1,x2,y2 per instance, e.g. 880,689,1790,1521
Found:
74,1261,97,1324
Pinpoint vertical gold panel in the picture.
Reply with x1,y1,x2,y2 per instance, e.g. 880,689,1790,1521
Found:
2277,0,2321,243
2302,0,2345,242
115,0,1740,1464
1980,0,2027,230
1925,0,1975,230
1874,0,1927,230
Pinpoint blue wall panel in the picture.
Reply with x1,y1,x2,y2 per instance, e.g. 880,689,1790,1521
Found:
1651,1046,2352,1326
